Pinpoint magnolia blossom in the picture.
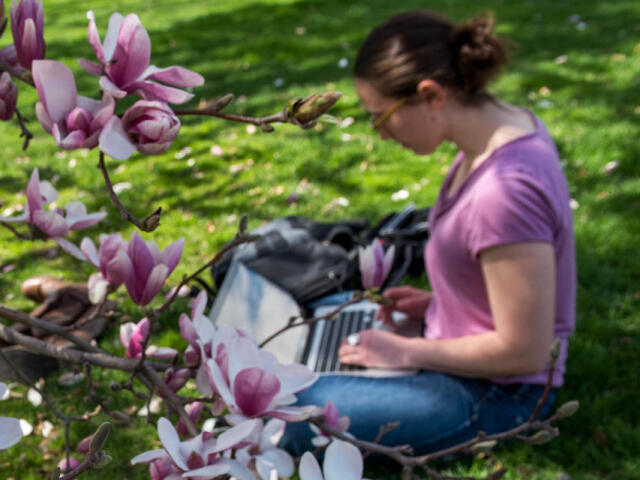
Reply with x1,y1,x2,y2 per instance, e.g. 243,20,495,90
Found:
120,318,177,359
309,401,351,447
235,419,294,480
81,233,129,303
0,168,105,258
0,382,22,450
10,0,45,70
0,72,18,121
57,456,81,472
358,238,395,290
80,11,203,104
32,60,115,150
131,417,258,479
161,367,190,395
203,327,317,424
299,440,365,480
99,100,180,160
124,231,184,306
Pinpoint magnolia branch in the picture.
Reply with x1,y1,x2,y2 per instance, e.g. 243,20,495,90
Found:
14,107,33,150
259,292,364,348
0,220,29,239
97,152,162,232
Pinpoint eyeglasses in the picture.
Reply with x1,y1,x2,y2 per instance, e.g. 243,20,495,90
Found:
370,97,407,130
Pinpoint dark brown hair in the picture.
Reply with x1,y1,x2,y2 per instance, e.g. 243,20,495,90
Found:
354,10,508,104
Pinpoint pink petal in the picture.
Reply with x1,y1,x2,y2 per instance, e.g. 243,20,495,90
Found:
87,273,109,304
85,11,105,65
88,95,115,130
130,449,166,465
157,418,188,471
68,211,107,231
179,313,198,346
266,405,316,422
146,346,178,359
105,248,132,287
58,129,88,150
205,359,233,406
132,317,149,344
99,116,136,160
138,263,169,305
382,244,395,280
142,65,204,88
34,102,53,133
257,449,294,478
215,419,260,452
78,57,103,76
32,60,77,123
32,209,69,237
18,17,39,69
191,290,207,319
130,80,194,104
99,75,128,98
108,14,150,87
323,440,363,480
26,167,44,215
233,368,280,417
120,322,135,349
275,363,316,398
182,464,230,478
54,237,86,260
299,452,323,480
162,238,184,274
101,12,125,63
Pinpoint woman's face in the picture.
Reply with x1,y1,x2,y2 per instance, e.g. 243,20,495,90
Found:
355,78,446,155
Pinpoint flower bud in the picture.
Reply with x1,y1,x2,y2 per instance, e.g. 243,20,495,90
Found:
57,456,80,472
554,400,579,419
89,422,111,453
528,430,555,445
0,71,18,121
142,207,162,232
10,0,46,70
470,439,497,454
209,93,234,112
49,467,61,480
291,91,341,127
109,411,131,424
121,100,180,155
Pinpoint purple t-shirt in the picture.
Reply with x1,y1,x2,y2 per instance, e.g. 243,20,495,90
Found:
424,113,576,387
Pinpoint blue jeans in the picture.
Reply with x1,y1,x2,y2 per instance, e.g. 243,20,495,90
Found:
280,371,555,456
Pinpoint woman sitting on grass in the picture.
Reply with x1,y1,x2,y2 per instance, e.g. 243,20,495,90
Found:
281,9,576,455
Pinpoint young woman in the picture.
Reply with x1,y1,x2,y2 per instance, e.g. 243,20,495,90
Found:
282,10,576,455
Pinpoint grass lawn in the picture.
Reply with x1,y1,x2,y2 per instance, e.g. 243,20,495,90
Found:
1,0,639,478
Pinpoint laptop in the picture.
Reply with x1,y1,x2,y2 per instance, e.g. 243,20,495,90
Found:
208,261,421,377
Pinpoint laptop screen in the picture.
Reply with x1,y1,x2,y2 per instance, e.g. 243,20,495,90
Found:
208,261,308,364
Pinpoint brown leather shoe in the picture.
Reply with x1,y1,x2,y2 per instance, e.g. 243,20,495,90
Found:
21,275,68,303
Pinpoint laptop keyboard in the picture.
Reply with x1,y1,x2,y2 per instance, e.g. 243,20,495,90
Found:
303,309,376,373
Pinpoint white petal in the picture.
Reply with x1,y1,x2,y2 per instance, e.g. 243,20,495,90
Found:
19,419,33,436
215,419,260,452
323,440,363,480
103,12,125,62
27,388,42,407
258,449,294,477
54,237,86,261
0,417,22,449
182,463,230,478
0,382,9,400
99,116,136,160
130,448,166,464
299,452,324,480
157,417,188,471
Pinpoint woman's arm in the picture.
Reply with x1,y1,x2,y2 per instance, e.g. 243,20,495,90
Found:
339,242,556,377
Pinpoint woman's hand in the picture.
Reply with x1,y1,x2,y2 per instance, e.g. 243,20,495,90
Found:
377,285,433,329
338,329,411,369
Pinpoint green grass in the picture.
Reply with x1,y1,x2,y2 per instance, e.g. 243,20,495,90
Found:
1,0,639,478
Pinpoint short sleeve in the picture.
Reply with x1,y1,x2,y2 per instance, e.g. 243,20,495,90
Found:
467,172,557,258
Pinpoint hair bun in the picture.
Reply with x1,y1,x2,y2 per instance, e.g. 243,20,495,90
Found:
450,14,507,94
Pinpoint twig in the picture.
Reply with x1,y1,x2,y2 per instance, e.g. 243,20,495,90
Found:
0,60,34,86
15,107,33,150
174,107,287,127
0,220,29,239
58,451,109,480
259,292,363,348
97,152,161,232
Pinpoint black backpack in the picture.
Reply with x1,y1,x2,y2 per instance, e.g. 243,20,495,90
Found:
203,205,431,307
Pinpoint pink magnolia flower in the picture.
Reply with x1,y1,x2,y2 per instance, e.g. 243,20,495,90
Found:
0,382,22,450
120,318,178,359
57,456,80,472
299,440,365,480
10,0,45,70
80,11,203,104
162,367,190,395
358,238,395,290
0,72,18,121
81,233,130,303
131,417,258,479
32,60,115,150
99,100,180,160
309,401,351,447
0,168,106,259
149,457,180,480
178,290,213,368
123,231,184,306
204,331,317,424
235,418,294,480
